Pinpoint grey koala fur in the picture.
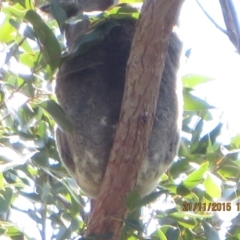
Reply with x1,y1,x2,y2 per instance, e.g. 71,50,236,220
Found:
55,10,182,198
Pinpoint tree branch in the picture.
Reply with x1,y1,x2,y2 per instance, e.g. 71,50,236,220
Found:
85,0,184,239
219,0,240,53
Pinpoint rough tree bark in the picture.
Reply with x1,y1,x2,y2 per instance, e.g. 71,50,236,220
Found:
86,0,184,239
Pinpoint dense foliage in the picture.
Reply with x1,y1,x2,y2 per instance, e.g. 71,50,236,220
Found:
0,0,240,239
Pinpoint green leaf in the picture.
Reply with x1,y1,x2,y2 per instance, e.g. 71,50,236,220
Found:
0,173,4,189
35,121,48,142
202,221,220,240
159,173,169,182
0,147,27,172
24,10,61,72
182,74,213,88
20,192,41,202
0,18,17,43
60,178,81,206
19,52,40,69
169,213,196,229
218,162,240,178
0,188,13,214
160,226,180,240
176,184,191,196
5,225,24,237
39,100,74,133
109,4,140,19
9,18,21,31
228,225,240,240
204,173,221,198
0,223,24,237
50,0,67,33
191,123,223,154
72,19,120,55
191,119,204,144
138,191,166,207
32,151,49,168
126,189,141,210
170,157,194,177
14,0,34,9
3,4,27,19
0,227,7,235
20,38,34,54
231,134,240,148
42,182,52,203
170,211,212,219
183,89,214,111
151,229,167,240
182,162,209,190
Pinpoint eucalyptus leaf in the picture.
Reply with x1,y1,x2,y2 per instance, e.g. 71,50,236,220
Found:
24,10,61,72
204,173,221,198
202,221,220,240
182,74,214,88
183,88,214,111
0,188,13,214
126,189,141,210
50,0,67,33
182,162,209,190
72,19,120,55
39,100,74,133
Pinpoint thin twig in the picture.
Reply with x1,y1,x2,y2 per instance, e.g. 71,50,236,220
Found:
195,0,228,35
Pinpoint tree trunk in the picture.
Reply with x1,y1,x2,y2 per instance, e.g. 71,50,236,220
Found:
86,0,184,239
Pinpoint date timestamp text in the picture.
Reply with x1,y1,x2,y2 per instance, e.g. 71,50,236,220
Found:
182,202,240,212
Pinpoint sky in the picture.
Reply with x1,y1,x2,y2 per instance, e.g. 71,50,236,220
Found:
179,0,240,235
180,0,240,136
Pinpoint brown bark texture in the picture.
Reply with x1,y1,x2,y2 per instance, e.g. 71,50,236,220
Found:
85,0,184,239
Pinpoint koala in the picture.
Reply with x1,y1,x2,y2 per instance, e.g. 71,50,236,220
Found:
55,2,182,198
